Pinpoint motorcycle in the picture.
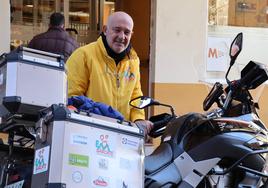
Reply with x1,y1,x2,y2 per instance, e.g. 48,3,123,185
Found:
130,32,268,187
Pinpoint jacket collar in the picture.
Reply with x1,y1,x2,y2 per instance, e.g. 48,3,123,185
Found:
48,26,65,32
101,33,131,64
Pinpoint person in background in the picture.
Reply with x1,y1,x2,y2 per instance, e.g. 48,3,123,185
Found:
66,11,153,135
28,12,78,62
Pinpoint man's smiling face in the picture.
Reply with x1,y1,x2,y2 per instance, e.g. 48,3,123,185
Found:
104,12,133,54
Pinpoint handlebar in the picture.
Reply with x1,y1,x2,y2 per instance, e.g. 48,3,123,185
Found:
203,82,224,111
148,113,174,138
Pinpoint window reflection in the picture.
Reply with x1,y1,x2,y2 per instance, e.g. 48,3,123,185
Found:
11,0,55,49
10,0,115,49
69,0,90,39
208,0,268,28
12,0,54,25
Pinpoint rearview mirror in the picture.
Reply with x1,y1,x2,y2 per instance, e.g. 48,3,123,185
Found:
225,33,243,84
130,96,176,117
229,32,243,66
129,96,159,109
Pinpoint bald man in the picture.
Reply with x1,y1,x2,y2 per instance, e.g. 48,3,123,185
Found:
66,12,152,134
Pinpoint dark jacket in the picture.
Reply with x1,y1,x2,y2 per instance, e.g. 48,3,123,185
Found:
28,26,78,62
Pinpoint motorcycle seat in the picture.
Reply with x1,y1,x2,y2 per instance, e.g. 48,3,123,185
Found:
145,142,173,174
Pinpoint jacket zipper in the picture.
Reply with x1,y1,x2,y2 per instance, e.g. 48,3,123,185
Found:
115,65,120,111
116,74,120,88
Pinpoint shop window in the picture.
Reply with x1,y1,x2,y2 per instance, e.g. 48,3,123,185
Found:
103,0,115,25
67,0,115,46
12,0,54,25
208,0,268,27
69,0,90,38
10,0,55,49
206,0,268,85
10,0,115,49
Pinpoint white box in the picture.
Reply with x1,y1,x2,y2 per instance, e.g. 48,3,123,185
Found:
0,47,67,115
32,105,145,188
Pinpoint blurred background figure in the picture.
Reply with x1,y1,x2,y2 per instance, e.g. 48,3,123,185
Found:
28,12,78,62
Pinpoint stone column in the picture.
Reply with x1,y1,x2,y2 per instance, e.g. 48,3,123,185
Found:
0,0,11,54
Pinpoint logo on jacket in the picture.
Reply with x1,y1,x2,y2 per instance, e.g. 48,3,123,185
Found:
123,67,135,81
96,135,113,157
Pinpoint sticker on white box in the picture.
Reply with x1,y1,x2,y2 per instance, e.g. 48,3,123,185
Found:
4,180,24,188
33,145,50,174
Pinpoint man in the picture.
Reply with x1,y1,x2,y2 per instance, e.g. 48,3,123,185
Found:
66,11,152,134
28,12,78,62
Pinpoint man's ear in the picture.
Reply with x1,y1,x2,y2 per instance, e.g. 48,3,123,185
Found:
102,25,107,35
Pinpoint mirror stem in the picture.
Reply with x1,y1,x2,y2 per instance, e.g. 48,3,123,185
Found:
160,103,175,117
223,90,232,111
225,65,232,85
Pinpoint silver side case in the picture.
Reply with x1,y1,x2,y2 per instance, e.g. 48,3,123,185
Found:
31,112,145,188
0,47,67,111
0,62,67,107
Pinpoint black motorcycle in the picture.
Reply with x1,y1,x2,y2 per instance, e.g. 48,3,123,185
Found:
130,33,268,187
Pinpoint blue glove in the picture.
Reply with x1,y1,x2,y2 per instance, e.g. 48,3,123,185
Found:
94,102,124,121
68,96,124,121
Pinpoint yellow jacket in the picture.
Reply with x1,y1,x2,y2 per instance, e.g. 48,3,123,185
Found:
66,37,145,121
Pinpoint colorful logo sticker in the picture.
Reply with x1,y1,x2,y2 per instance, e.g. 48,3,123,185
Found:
96,135,113,157
121,137,139,149
69,153,89,167
119,158,138,170
98,158,108,170
93,176,109,187
116,179,132,188
72,171,83,183
71,134,88,146
122,181,128,188
4,180,24,188
33,146,50,174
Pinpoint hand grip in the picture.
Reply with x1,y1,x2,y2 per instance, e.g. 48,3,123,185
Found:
149,114,173,138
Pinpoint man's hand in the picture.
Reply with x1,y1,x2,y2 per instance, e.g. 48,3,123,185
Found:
134,120,153,135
